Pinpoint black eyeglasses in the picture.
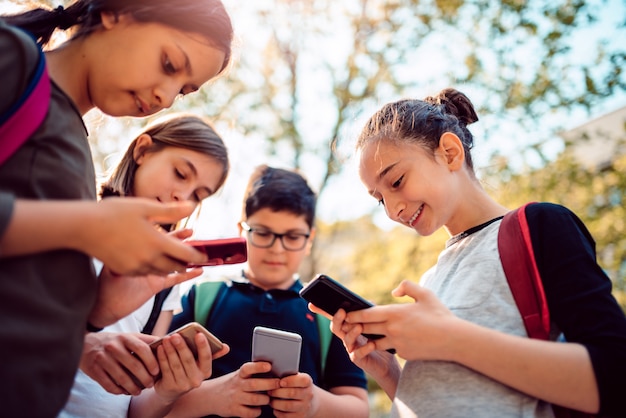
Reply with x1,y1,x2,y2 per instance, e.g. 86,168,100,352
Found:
240,222,310,251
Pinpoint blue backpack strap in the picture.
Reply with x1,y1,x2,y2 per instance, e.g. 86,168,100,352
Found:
193,281,227,324
315,314,332,379
0,41,50,165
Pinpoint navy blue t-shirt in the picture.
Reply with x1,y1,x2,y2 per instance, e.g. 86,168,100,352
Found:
171,276,367,417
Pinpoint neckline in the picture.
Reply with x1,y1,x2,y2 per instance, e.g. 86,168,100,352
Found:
446,216,504,248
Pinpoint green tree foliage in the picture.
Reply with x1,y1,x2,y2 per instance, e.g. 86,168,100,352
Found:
311,215,448,304
482,141,626,308
179,0,624,279
187,0,624,176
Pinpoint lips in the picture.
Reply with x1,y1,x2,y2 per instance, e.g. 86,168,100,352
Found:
408,204,424,227
134,94,149,115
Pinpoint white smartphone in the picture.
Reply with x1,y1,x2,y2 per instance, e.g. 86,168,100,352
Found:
251,326,302,378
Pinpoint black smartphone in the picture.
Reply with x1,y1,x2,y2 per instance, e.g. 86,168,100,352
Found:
300,273,373,314
186,237,247,267
299,274,385,341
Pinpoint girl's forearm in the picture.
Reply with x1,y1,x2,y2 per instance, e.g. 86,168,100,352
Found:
374,357,402,400
446,320,599,413
0,200,96,256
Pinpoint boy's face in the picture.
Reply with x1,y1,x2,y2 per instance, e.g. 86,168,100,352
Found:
241,208,314,291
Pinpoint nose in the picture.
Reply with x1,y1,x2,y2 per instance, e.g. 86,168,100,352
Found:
384,196,404,223
171,187,193,203
268,235,286,252
153,80,182,110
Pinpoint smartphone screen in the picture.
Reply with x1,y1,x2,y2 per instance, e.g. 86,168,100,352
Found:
251,326,302,378
186,237,247,267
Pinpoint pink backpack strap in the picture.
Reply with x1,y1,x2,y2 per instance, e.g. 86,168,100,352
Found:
0,47,50,166
498,202,550,340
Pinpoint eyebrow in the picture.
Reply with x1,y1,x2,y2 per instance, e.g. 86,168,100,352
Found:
367,161,398,196
378,162,398,180
184,160,213,197
248,224,310,234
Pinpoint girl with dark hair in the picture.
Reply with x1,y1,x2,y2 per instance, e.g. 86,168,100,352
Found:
313,88,626,417
0,1,233,415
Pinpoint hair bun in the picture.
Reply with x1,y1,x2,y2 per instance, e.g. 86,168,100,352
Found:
430,88,479,126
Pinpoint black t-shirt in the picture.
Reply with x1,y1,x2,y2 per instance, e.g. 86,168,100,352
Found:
526,203,626,417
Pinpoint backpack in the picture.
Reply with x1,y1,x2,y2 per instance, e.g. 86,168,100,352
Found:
498,203,595,418
0,34,50,165
141,287,174,335
193,280,333,378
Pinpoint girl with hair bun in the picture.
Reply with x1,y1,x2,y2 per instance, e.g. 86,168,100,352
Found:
312,88,626,417
0,1,233,415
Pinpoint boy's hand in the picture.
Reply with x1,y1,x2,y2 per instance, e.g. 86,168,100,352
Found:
268,372,317,418
208,362,280,417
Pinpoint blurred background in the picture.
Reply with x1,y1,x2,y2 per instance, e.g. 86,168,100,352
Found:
3,0,625,414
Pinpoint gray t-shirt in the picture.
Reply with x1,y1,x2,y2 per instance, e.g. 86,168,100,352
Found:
0,21,98,416
391,220,554,418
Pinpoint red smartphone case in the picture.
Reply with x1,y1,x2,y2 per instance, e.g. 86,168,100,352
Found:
187,237,247,267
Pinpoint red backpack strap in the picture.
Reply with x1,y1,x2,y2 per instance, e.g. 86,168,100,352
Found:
500,204,595,418
498,202,550,340
0,46,51,166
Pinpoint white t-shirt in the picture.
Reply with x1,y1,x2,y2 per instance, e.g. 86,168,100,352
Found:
58,278,181,418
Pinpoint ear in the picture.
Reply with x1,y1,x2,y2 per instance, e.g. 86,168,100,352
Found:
100,11,118,29
132,134,154,165
437,132,465,172
237,222,244,236
101,11,132,29
304,227,316,256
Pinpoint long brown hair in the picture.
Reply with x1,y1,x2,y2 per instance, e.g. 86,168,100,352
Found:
2,0,234,74
100,114,229,199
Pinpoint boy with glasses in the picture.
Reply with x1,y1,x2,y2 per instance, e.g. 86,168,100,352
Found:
166,165,369,417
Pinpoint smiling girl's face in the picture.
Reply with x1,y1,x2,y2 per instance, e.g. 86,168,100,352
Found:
83,13,226,117
358,139,461,237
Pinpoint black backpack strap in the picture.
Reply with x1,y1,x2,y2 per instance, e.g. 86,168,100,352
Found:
142,287,174,335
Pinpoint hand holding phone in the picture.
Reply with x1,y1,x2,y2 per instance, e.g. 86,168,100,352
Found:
299,274,374,316
300,274,395,353
150,322,224,357
186,237,247,267
251,326,302,378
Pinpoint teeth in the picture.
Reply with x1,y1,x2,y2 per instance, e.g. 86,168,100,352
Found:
409,205,423,225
